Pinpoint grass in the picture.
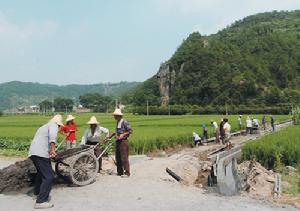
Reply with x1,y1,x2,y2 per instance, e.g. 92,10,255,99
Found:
242,125,300,170
0,113,289,156
282,168,300,196
242,125,300,195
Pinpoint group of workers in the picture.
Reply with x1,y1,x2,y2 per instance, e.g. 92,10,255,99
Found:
239,115,276,134
193,115,276,147
193,118,232,147
28,108,132,209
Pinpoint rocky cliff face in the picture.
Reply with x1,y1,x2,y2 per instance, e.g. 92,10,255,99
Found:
157,62,185,106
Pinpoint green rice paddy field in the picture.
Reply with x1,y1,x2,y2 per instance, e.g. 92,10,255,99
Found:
0,113,289,156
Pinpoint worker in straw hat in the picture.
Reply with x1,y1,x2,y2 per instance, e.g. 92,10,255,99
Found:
28,114,64,209
60,114,77,150
109,108,133,178
81,116,109,171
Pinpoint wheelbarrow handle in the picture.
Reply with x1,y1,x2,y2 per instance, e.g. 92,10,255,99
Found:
96,141,114,160
92,137,113,149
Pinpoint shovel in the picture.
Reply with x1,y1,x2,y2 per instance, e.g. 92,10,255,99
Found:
56,137,66,151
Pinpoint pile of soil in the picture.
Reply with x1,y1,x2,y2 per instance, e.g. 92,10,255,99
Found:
166,147,215,186
238,160,276,198
0,159,36,193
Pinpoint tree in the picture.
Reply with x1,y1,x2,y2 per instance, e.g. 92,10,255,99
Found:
124,11,300,107
53,97,74,112
79,93,113,112
39,100,53,112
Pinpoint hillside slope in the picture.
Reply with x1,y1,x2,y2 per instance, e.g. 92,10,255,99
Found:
127,10,300,106
0,81,140,110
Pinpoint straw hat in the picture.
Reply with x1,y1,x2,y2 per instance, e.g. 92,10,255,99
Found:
113,108,123,116
50,114,64,126
66,114,75,122
87,116,99,125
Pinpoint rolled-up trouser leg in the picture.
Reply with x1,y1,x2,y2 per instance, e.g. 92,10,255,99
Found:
94,145,102,170
120,140,130,176
31,156,54,203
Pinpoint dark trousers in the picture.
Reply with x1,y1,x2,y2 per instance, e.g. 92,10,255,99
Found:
272,124,275,131
115,140,130,176
86,141,102,170
246,127,252,134
30,156,54,203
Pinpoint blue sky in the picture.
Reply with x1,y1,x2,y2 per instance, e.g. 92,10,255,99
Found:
0,0,299,85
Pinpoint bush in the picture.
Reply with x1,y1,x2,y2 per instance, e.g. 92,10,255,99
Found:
291,106,300,125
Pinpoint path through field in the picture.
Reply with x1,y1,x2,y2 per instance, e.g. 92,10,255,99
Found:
0,122,297,211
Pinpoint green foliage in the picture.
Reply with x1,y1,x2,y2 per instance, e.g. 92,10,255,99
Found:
53,97,74,112
0,81,140,110
127,10,300,107
242,125,300,169
121,76,160,106
282,168,300,196
131,105,291,115
291,106,300,125
79,93,113,112
0,111,3,117
39,100,53,112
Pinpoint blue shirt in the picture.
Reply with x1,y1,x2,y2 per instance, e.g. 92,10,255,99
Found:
115,119,133,141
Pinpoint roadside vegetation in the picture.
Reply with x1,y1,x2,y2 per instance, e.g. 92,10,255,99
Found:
242,125,300,195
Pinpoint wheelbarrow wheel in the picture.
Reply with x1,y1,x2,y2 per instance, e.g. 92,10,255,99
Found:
70,152,99,186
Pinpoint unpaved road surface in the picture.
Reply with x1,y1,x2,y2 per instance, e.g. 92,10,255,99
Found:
0,157,296,211
0,123,297,211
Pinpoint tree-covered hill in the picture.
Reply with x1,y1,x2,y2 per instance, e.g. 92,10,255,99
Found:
0,81,140,110
126,10,300,107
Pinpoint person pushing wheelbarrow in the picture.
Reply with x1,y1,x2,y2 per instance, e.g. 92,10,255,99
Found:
81,116,109,172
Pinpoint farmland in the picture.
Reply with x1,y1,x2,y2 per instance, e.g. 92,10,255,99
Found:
242,125,300,169
0,113,290,156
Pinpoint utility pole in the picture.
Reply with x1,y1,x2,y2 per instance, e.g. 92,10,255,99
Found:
168,105,171,116
146,100,149,116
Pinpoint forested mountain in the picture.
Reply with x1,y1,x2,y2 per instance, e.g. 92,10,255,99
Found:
0,81,140,110
125,10,300,107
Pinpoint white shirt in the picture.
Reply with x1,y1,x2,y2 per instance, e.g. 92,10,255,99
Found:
246,119,252,127
253,119,259,126
212,121,218,132
28,122,58,158
223,122,231,134
192,132,201,141
81,126,109,145
238,117,242,125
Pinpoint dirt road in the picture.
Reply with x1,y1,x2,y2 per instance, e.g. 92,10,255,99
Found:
0,123,296,211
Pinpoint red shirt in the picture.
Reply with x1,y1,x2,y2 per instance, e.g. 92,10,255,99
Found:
60,123,77,141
